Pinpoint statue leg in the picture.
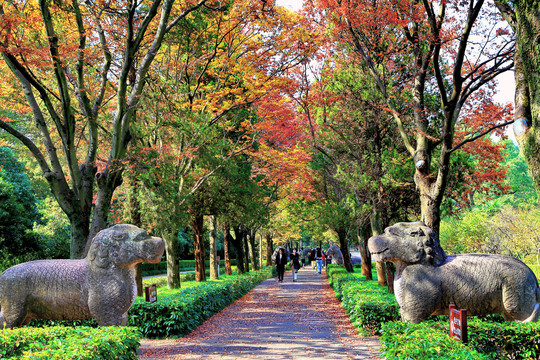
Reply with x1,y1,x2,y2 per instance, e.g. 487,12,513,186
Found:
0,303,27,329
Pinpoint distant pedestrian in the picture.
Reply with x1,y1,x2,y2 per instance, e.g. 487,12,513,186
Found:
315,247,324,274
300,247,306,267
290,248,301,282
276,248,287,282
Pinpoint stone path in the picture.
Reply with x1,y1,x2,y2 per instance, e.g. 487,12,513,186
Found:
138,267,382,359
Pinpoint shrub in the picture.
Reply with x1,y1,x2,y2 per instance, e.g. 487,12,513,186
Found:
0,326,140,359
380,321,489,360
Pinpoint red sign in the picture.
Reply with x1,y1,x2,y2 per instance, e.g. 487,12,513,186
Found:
145,284,157,303
449,304,468,343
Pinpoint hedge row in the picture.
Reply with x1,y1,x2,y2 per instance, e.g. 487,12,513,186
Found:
326,264,540,359
141,259,238,275
0,326,140,359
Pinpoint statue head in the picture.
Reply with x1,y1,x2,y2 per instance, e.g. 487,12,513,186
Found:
87,224,165,269
368,221,446,266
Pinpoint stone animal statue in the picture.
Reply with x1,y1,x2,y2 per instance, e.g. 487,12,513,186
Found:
271,247,289,265
325,245,344,264
368,221,540,323
0,224,164,328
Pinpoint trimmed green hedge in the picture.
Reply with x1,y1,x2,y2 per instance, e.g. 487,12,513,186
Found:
0,326,140,359
380,321,489,360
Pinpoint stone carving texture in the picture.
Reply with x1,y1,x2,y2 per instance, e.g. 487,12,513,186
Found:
368,221,540,323
325,245,344,265
0,224,164,328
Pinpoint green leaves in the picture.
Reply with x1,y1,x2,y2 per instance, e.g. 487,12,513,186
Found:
0,326,140,359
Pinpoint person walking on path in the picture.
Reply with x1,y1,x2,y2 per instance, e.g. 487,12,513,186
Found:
315,247,324,274
275,247,287,282
290,248,301,282
300,247,306,268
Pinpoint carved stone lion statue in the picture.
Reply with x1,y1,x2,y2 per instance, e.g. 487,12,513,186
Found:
368,221,540,323
325,245,344,264
0,224,164,328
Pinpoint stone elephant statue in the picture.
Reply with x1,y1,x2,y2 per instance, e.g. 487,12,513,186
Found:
325,245,344,265
0,224,164,328
368,221,540,323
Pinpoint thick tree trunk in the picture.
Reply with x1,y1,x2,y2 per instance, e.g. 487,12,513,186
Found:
385,262,395,294
259,233,263,269
69,215,91,259
231,227,245,274
370,208,387,286
357,226,372,280
265,233,273,267
248,229,258,271
209,216,219,280
512,1,540,195
336,227,353,272
192,214,206,282
164,233,180,289
224,224,233,275
416,174,443,235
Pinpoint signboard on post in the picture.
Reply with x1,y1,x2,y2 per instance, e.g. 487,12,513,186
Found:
145,283,157,303
449,304,467,343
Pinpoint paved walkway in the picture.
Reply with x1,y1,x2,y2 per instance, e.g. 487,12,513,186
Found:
138,266,382,359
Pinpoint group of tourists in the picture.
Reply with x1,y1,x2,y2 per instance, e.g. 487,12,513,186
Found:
275,246,329,283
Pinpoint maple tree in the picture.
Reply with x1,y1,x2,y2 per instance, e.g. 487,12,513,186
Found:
308,0,515,234
496,1,540,195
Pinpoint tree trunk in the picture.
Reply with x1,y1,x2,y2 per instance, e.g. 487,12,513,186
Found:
164,233,180,289
192,214,206,282
243,231,250,273
127,178,144,296
370,208,387,286
512,1,540,195
69,215,91,259
248,229,258,271
259,233,263,269
265,233,273,267
224,224,233,275
231,226,245,274
337,227,353,272
357,226,372,280
385,262,395,294
209,216,219,280
416,173,443,235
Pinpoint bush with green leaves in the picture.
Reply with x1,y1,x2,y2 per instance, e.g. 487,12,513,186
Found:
0,326,140,359
380,321,489,360
327,265,399,335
